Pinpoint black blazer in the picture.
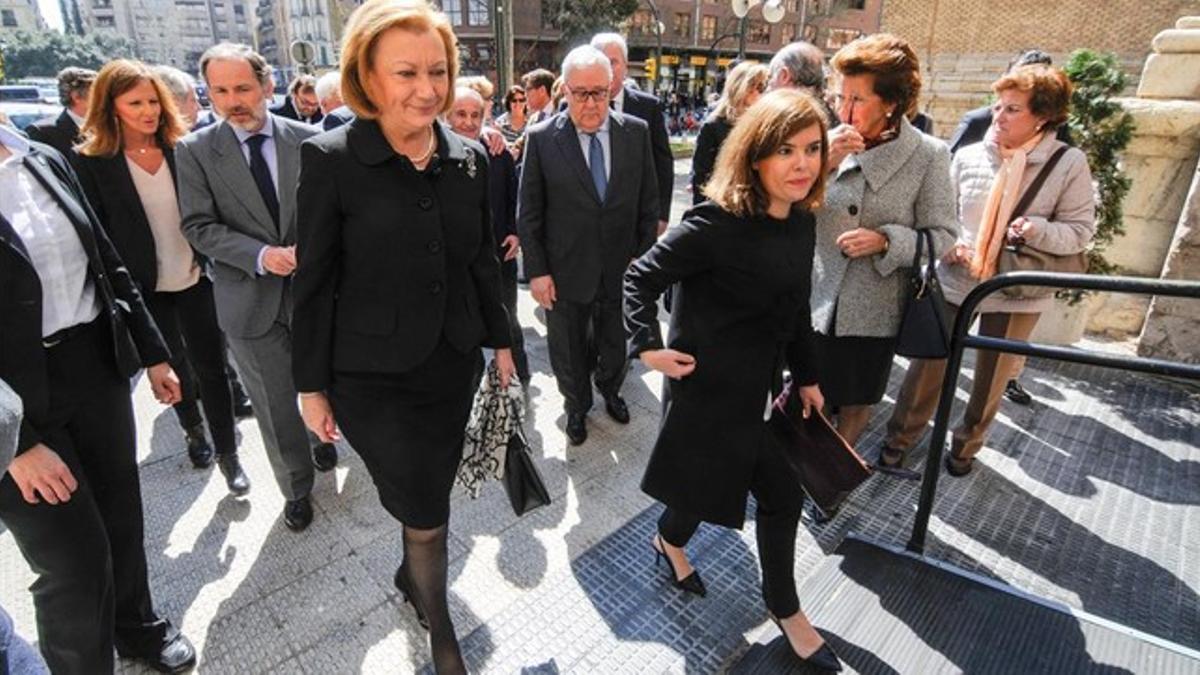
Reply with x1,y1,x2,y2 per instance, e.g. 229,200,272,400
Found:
271,96,324,126
71,149,184,293
487,142,518,246
0,141,170,453
689,116,732,205
322,106,354,131
621,86,675,222
517,111,659,305
948,105,1073,155
24,110,80,158
624,202,818,528
292,118,512,393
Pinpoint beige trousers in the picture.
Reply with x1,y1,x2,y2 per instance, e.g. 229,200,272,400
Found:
886,306,1041,461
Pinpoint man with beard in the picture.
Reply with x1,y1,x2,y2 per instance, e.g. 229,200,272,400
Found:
176,43,333,531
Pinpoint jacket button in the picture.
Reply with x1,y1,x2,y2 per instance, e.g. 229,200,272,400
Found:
428,281,443,295
849,205,859,216
427,240,442,254
417,197,434,211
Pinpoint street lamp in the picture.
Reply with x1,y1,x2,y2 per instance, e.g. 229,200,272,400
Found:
732,0,784,60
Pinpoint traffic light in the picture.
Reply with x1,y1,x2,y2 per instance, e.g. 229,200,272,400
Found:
644,56,657,82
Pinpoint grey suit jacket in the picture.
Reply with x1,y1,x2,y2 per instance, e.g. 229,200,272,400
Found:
177,115,320,338
517,111,659,304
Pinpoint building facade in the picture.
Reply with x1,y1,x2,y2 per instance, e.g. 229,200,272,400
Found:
0,0,45,33
255,0,343,83
79,0,254,70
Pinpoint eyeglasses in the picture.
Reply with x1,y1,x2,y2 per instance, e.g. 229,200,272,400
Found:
512,97,527,103
568,88,609,104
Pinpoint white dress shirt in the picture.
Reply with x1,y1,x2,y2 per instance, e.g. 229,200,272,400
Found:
0,125,101,337
575,115,612,181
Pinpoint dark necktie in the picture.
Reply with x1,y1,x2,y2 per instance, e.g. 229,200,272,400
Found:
588,133,607,202
245,134,280,228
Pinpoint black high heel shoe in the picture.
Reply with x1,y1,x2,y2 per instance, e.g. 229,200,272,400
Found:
769,615,843,672
651,535,707,597
393,565,430,631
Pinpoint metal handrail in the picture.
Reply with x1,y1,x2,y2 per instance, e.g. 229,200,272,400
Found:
906,271,1200,554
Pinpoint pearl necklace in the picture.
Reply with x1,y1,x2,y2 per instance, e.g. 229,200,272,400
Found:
409,128,436,166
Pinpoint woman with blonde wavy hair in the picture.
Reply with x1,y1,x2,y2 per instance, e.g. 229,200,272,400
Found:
73,59,247,487
690,61,770,204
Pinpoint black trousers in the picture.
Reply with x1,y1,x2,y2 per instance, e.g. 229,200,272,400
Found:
545,289,628,415
0,319,171,674
501,258,530,382
143,276,237,455
657,436,805,618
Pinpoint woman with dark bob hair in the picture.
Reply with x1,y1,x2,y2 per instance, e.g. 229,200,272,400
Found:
292,0,515,671
881,65,1095,476
625,88,842,672
813,34,958,454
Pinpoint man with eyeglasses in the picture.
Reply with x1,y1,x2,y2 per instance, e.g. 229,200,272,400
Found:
517,45,659,446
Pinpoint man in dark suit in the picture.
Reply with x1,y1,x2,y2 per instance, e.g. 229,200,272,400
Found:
518,45,659,445
521,68,558,125
177,43,330,531
0,125,195,673
270,74,324,126
24,67,96,157
591,33,674,234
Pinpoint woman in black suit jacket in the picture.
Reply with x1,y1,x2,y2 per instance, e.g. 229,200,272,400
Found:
689,61,768,204
292,5,513,673
72,60,244,484
625,90,841,672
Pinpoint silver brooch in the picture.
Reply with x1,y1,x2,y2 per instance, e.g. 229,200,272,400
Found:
462,151,477,179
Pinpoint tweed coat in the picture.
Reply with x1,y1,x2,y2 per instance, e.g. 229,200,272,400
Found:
812,118,959,338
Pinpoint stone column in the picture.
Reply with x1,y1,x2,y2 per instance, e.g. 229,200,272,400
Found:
1138,161,1200,363
1086,17,1200,339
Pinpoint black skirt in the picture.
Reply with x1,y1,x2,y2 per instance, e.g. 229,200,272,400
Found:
330,340,483,529
814,319,897,407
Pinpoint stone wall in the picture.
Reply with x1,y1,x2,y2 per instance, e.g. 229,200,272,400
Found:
1139,164,1200,363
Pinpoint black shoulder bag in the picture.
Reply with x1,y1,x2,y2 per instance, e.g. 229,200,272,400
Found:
895,228,951,359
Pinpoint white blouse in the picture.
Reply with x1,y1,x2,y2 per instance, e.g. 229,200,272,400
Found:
127,156,199,292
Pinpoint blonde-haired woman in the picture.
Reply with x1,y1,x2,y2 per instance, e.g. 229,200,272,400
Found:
73,59,248,489
292,1,514,671
625,89,841,672
690,61,769,204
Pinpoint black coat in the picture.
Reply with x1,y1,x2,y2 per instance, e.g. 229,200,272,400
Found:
0,141,170,453
291,118,512,393
948,105,1073,155
322,105,354,131
624,202,819,528
487,142,518,246
71,149,185,293
24,110,80,158
621,86,675,222
689,116,732,205
517,112,659,304
271,96,324,126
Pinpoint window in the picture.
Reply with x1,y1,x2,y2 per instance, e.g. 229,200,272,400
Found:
1,9,16,26
825,28,860,49
630,9,654,36
747,19,770,44
95,14,114,26
467,0,488,25
672,11,689,38
699,15,716,41
846,0,865,8
439,0,463,26
785,0,800,11
780,22,795,44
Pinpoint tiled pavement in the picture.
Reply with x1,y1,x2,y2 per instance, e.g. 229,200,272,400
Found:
1,162,1197,673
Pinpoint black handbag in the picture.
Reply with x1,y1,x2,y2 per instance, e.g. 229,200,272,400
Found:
895,228,951,358
503,426,551,517
769,379,873,517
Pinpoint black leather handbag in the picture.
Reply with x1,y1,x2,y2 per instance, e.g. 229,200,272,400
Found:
503,427,551,517
895,228,951,359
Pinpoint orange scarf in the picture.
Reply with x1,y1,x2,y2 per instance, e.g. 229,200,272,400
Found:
970,131,1045,280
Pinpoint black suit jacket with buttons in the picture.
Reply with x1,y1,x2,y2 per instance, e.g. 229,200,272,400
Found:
0,141,170,453
24,110,80,159
291,118,512,393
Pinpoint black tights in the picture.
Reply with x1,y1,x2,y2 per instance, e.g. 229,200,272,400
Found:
402,524,465,674
657,439,805,617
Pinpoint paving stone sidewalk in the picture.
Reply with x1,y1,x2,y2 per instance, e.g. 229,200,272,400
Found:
1,163,1196,673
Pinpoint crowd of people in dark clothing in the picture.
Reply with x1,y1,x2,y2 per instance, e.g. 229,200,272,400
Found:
0,0,1096,671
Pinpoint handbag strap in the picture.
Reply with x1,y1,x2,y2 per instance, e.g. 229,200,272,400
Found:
910,228,938,297
1011,145,1069,220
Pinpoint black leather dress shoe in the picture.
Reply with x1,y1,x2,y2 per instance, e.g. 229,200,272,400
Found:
183,423,214,469
1004,378,1033,405
284,496,313,531
312,442,338,472
216,453,250,495
603,394,631,424
565,412,587,446
119,631,197,673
